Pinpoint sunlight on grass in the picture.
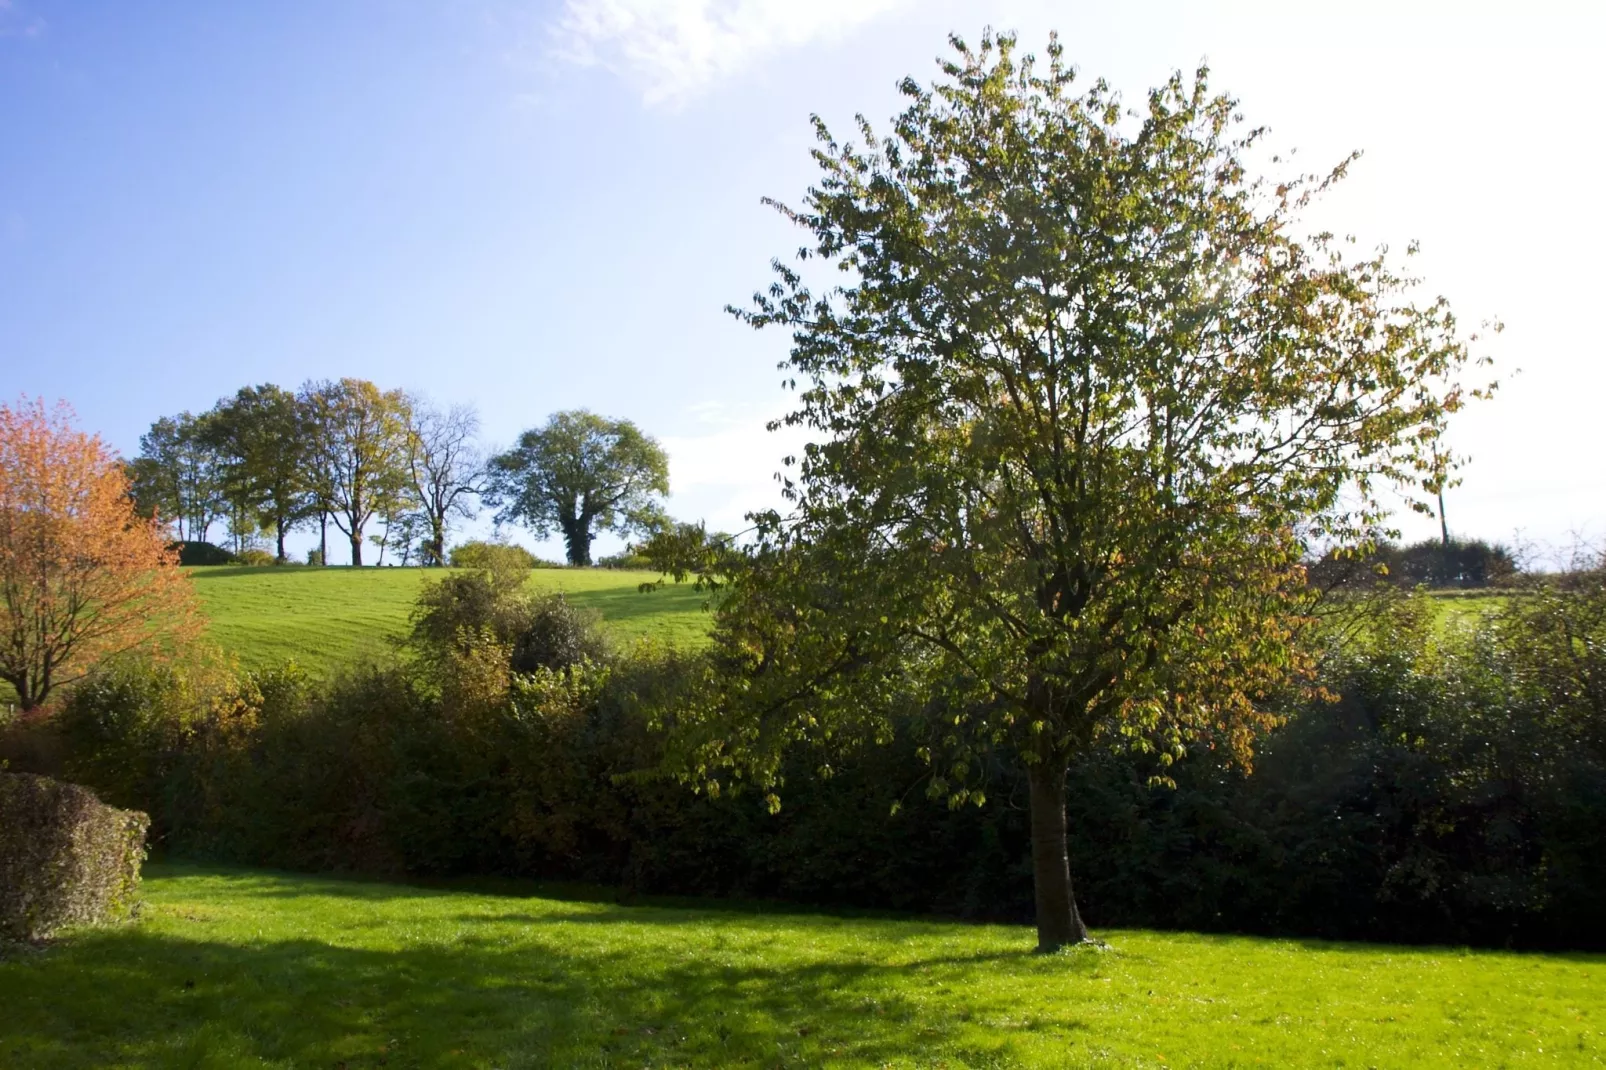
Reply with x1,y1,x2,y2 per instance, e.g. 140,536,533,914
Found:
1,865,1600,1068
185,566,712,677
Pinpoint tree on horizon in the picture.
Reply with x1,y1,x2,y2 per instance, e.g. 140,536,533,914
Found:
486,410,669,567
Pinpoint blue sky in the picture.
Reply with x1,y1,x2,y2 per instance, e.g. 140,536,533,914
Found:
2,1,1601,564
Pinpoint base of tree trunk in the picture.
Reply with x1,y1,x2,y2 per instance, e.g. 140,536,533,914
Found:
1027,761,1092,952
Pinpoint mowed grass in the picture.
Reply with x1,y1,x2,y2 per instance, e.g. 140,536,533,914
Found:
0,865,1600,1068
185,565,713,676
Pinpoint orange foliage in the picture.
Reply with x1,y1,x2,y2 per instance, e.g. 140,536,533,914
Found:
0,397,204,712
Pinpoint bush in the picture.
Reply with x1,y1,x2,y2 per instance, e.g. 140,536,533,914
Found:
411,568,608,678
236,548,276,567
306,548,324,566
33,573,1606,950
596,550,654,570
171,541,235,566
512,595,608,673
449,541,561,570
0,773,149,941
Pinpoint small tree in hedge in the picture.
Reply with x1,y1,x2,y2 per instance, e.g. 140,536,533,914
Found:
666,34,1493,950
0,397,204,712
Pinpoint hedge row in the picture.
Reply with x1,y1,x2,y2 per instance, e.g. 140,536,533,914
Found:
0,773,149,941
6,580,1602,949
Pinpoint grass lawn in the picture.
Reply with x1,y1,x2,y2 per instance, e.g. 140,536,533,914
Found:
0,865,1600,1068
186,565,713,677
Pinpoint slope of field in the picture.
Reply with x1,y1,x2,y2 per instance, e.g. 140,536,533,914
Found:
186,565,713,676
0,864,1599,1068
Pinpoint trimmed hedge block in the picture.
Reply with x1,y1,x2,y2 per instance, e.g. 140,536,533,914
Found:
0,773,149,941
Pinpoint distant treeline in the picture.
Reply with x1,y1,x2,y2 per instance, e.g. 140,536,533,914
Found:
127,380,480,567
8,562,1601,951
1308,537,1519,589
128,383,671,567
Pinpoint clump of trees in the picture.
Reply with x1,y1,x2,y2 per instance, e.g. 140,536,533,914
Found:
0,397,203,712
1308,537,1519,591
128,384,671,568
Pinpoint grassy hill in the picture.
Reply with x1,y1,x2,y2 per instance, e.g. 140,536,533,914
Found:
0,864,1598,1068
183,564,1507,682
187,565,712,677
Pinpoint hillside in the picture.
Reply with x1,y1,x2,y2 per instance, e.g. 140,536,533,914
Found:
1,864,1598,1068
186,565,712,677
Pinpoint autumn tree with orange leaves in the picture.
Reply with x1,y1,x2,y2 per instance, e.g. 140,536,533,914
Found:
0,397,204,713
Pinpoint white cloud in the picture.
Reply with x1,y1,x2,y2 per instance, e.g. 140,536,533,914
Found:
548,0,906,107
660,402,810,533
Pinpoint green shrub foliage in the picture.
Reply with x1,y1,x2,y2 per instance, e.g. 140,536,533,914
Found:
26,577,1606,950
171,541,235,566
1309,538,1519,590
0,773,149,941
448,541,560,570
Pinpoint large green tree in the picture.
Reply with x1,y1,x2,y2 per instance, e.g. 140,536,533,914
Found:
302,378,414,567
126,411,226,543
204,384,314,562
486,410,669,566
661,34,1491,951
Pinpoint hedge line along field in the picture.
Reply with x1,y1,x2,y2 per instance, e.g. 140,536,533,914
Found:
185,565,712,676
0,864,1600,1069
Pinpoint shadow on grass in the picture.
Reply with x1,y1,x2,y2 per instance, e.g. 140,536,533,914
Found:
565,582,711,623
155,862,974,927
0,904,1074,1068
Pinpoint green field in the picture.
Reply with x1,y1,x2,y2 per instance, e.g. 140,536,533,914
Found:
186,565,713,676
0,865,1599,1068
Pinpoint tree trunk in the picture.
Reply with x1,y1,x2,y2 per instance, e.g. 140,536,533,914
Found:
428,516,445,567
349,533,363,567
561,515,591,566
1026,761,1090,952
276,519,287,563
319,512,328,563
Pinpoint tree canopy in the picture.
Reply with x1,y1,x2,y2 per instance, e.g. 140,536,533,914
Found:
126,412,225,544
205,384,315,562
0,397,203,712
661,34,1492,951
486,410,669,567
302,378,414,567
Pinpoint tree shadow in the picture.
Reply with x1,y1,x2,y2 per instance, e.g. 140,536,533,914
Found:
160,862,989,929
0,907,1087,1068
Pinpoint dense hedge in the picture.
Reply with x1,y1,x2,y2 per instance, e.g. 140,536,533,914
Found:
0,773,149,941
10,579,1603,950
448,541,562,570
170,541,235,566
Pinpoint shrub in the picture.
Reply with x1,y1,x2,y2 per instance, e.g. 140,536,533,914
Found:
512,595,608,673
596,550,653,570
410,568,608,677
410,567,535,665
0,773,149,941
236,548,276,566
449,541,562,570
172,541,235,566
306,548,324,566
35,573,1606,950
